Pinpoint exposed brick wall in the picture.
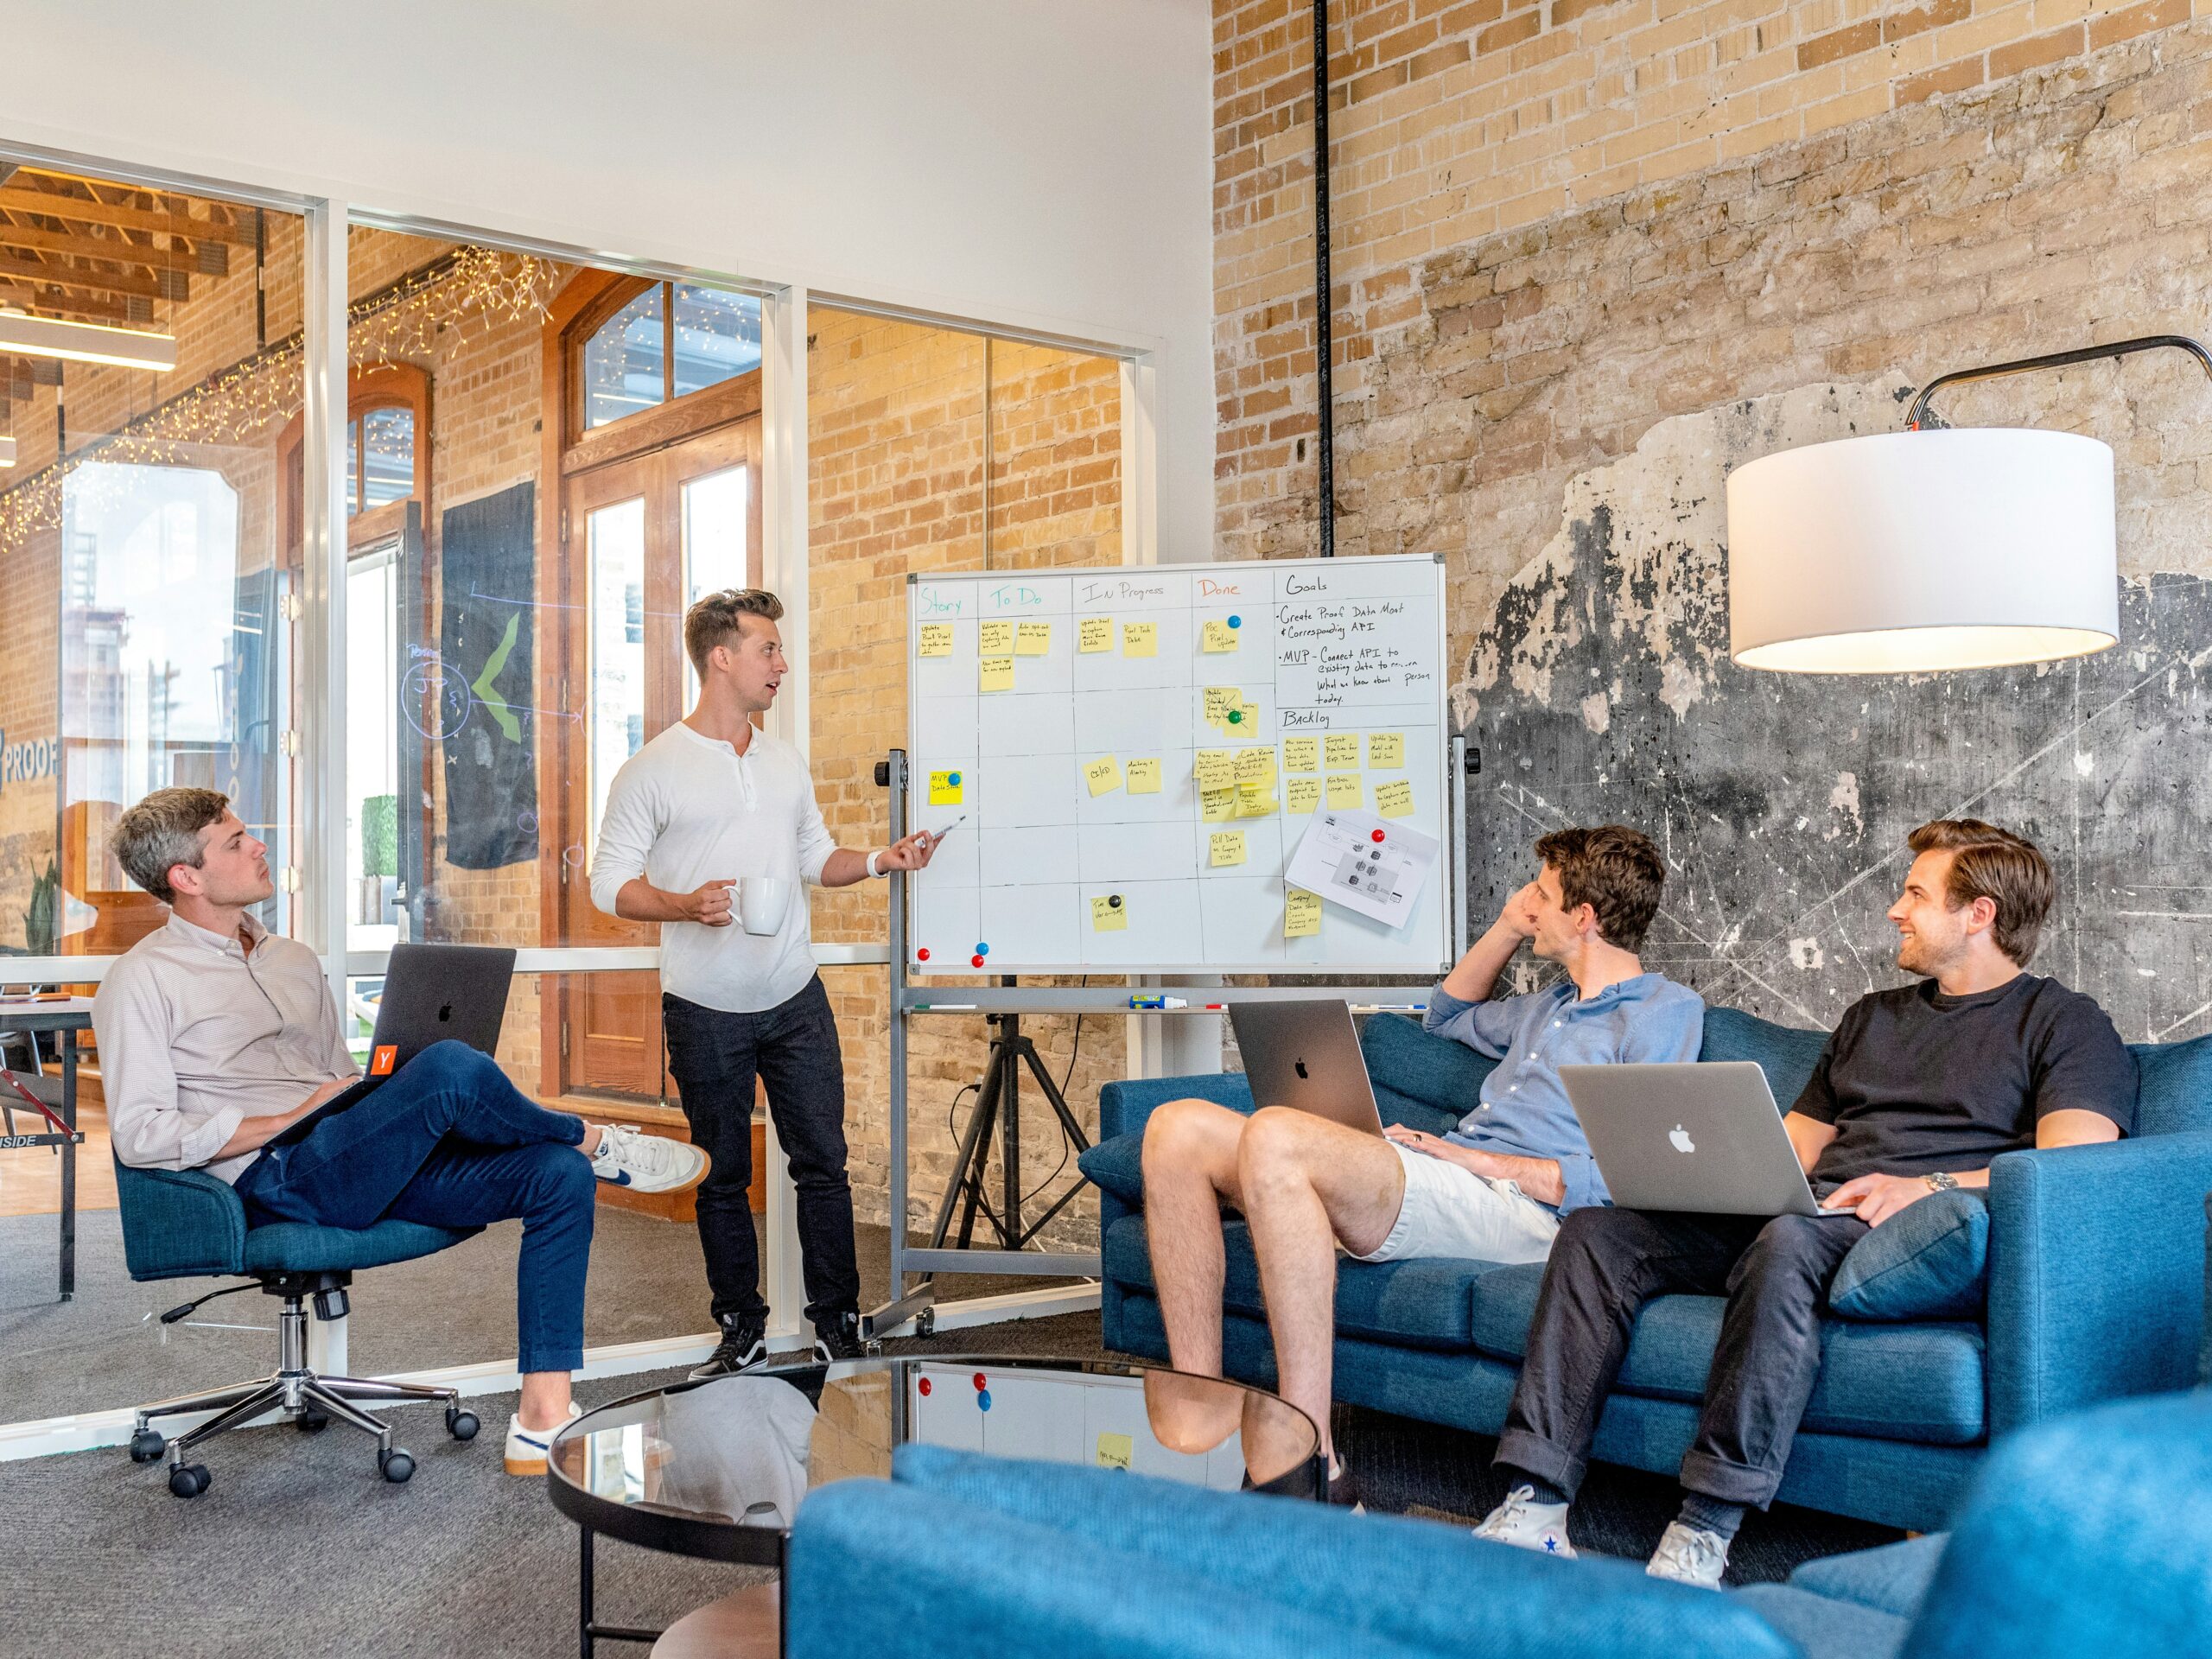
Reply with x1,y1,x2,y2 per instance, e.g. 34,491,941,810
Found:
1213,0,2212,571
805,310,1125,1243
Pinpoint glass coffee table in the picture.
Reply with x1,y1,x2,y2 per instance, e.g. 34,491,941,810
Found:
546,1353,1323,1655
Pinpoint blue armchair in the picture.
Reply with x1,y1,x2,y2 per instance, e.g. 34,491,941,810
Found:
785,1387,2212,1659
116,1157,484,1497
1078,1007,2212,1532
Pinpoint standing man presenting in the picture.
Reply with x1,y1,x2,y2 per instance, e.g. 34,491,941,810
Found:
591,588,936,1372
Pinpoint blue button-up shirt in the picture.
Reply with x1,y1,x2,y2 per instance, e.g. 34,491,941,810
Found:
1422,973,1705,1215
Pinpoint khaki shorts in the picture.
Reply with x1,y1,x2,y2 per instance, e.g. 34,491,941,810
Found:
1350,1142,1560,1266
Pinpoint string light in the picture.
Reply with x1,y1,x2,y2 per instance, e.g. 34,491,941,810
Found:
0,246,559,545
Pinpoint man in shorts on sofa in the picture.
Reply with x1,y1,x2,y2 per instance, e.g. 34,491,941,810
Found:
1141,824,1705,1499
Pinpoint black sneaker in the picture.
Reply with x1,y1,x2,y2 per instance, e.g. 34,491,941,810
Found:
690,1312,767,1380
811,1311,868,1362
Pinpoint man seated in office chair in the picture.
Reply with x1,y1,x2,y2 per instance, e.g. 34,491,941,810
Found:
1475,819,2134,1587
92,788,709,1478
1141,825,1705,1503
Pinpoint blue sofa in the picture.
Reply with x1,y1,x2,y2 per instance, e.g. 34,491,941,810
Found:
784,1387,2212,1659
1077,1007,2212,1531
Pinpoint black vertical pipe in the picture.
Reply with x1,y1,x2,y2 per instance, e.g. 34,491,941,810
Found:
1313,0,1335,556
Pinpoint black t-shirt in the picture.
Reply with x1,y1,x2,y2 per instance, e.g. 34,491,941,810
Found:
1792,974,2137,1190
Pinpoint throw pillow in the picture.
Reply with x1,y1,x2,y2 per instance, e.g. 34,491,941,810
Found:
1827,1188,1991,1321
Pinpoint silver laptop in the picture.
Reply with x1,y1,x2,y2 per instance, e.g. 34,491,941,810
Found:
1228,1000,1386,1137
1559,1061,1856,1218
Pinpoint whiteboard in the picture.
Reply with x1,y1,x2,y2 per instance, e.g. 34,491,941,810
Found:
905,556,1450,974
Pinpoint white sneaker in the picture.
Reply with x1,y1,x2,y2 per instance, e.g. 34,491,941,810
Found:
1472,1484,1576,1558
1646,1521,1731,1588
589,1123,708,1194
505,1402,582,1477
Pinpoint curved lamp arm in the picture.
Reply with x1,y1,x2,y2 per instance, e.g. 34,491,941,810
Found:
1907,334,2212,430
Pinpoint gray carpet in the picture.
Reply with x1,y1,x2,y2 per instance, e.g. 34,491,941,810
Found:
0,1210,1077,1425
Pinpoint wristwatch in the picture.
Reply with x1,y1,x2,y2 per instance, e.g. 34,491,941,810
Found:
1925,1172,1959,1193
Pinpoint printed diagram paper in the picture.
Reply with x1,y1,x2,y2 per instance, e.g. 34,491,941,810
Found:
1284,808,1437,930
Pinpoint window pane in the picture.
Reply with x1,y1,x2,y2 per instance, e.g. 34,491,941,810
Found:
360,407,415,510
672,283,762,398
681,465,749,704
583,286,665,429
587,497,647,857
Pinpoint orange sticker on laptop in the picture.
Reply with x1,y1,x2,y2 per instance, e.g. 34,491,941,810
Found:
371,1045,399,1077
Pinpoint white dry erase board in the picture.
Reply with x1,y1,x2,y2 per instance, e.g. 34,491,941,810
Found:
905,556,1452,974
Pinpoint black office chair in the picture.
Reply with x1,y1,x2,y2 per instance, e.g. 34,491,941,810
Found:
115,1157,485,1497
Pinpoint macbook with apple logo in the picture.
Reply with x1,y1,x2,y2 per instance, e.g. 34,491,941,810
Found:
269,943,518,1147
1227,999,1387,1136
1558,1062,1858,1218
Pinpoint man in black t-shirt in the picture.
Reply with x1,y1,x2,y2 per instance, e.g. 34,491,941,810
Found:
1472,819,2135,1586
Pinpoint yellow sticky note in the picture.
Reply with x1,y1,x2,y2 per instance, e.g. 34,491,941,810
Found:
1324,733,1360,769
1209,829,1247,868
980,656,1015,692
979,620,1014,655
1202,619,1240,653
1079,617,1115,653
1236,782,1276,817
928,770,964,806
1200,787,1237,823
1016,620,1052,656
1369,733,1405,768
1326,772,1363,810
1090,894,1128,932
1193,749,1235,791
1284,736,1319,772
1234,747,1275,786
1126,757,1161,794
1286,775,1322,815
1096,1431,1134,1470
1122,620,1157,657
1084,754,1123,797
1375,779,1415,818
1284,889,1322,938
918,623,954,658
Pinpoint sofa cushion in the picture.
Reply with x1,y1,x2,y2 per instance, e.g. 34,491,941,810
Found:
1827,1191,1990,1321
1697,1007,1831,1111
2131,1030,2212,1138
1360,1010,1487,1135
1077,1132,1147,1208
1102,1212,1503,1352
1465,1265,1986,1445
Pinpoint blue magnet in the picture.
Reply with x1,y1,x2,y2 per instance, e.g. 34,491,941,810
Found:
950,771,962,785
977,1389,993,1412
976,942,989,957
1228,614,1242,628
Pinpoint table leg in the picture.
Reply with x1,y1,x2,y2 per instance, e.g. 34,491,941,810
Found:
59,1029,76,1302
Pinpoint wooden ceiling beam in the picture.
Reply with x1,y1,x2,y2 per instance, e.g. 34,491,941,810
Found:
0,183,257,245
0,248,186,302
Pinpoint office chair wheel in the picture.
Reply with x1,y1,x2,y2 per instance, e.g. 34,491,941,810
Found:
168,1463,211,1498
445,1408,480,1441
378,1446,415,1484
129,1429,166,1464
296,1408,329,1433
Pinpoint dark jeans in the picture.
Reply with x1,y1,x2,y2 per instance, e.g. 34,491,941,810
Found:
663,976,858,1327
233,1039,595,1375
1496,1205,1869,1509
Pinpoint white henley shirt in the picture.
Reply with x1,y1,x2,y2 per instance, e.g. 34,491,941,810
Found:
588,721,838,1014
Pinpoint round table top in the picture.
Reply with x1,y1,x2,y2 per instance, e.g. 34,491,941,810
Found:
545,1351,1323,1562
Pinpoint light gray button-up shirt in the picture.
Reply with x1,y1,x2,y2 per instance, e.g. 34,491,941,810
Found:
92,912,359,1185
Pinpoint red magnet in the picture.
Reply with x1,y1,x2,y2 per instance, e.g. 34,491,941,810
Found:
1371,829,1386,843
917,947,931,962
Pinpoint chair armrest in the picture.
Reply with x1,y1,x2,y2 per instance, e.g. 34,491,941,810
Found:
1986,1128,2212,1434
1097,1071,1254,1142
113,1160,249,1281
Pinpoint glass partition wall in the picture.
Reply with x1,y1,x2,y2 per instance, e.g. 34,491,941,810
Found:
0,151,1152,1440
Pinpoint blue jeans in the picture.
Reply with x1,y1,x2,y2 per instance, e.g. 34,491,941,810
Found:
234,1040,595,1375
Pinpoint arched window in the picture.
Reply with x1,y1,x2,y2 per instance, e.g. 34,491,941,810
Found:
578,280,761,430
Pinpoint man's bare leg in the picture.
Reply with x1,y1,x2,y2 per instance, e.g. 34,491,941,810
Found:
1236,1108,1406,1461
1140,1097,1252,1379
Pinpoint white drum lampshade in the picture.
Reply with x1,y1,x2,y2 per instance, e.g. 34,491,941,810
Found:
1726,428,2120,673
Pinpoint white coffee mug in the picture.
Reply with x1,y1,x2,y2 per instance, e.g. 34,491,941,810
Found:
738,875,791,935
